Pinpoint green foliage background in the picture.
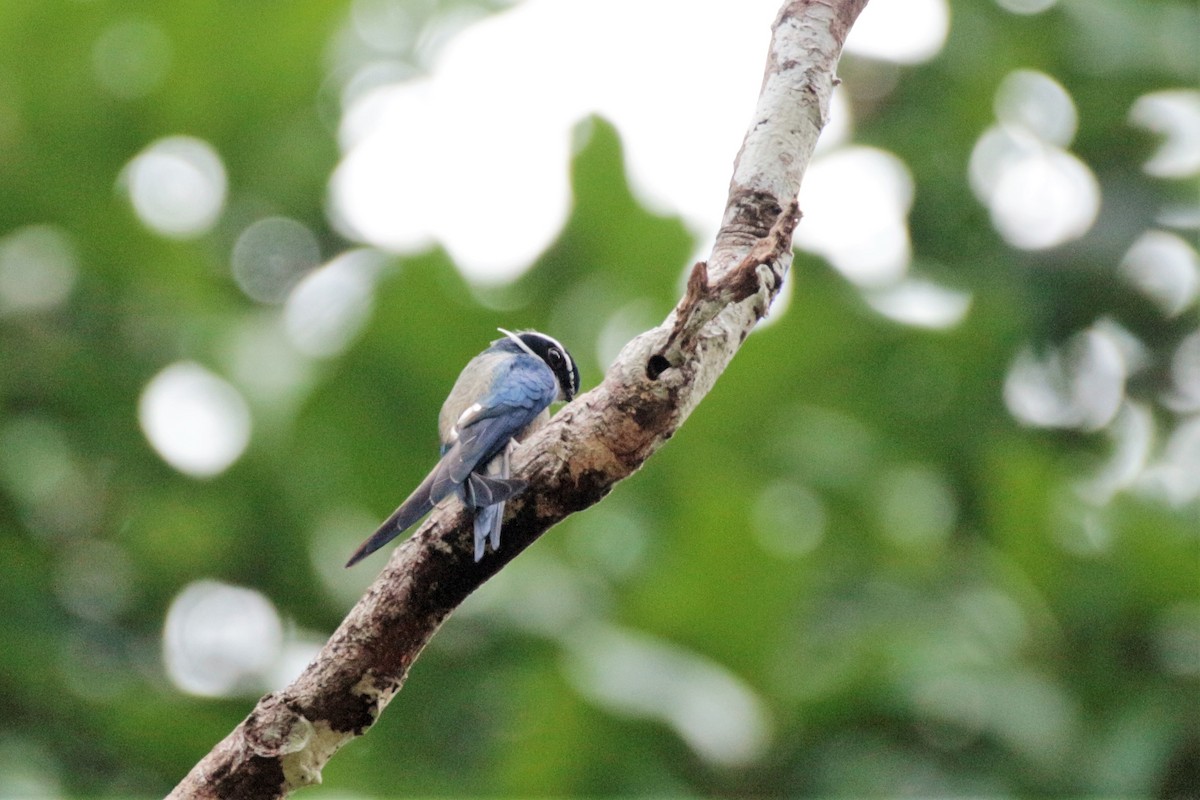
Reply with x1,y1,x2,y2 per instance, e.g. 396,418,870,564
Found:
1,1,1197,797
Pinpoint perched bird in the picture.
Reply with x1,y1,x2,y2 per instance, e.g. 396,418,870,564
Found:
345,328,580,567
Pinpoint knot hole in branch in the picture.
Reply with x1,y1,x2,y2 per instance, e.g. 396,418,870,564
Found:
646,354,672,380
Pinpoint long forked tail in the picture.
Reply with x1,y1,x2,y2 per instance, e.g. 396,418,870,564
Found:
346,466,528,567
463,472,526,507
464,472,526,562
473,502,503,562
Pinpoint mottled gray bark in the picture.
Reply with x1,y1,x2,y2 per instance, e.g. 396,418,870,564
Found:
169,1,869,796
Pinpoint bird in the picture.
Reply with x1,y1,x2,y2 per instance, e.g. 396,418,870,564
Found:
345,328,580,567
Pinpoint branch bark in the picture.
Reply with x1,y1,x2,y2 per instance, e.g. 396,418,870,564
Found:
169,1,868,796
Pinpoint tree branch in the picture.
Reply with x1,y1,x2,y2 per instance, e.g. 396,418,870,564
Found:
169,1,868,796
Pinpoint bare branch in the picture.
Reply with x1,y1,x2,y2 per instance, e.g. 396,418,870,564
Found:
169,1,869,797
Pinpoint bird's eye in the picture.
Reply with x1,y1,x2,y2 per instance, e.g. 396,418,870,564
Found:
548,349,563,366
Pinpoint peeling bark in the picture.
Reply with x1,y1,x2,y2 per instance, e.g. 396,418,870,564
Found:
168,1,869,797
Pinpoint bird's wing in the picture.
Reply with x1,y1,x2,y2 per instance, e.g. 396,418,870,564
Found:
345,358,556,568
344,460,446,567
434,359,557,492
344,460,527,568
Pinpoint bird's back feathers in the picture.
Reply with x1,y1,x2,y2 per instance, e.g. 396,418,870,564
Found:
346,331,572,567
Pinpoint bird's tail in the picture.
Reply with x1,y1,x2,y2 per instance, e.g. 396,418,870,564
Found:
473,502,503,562
464,472,525,562
462,472,526,507
345,468,527,568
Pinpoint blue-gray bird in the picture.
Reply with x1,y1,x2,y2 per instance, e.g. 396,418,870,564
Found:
345,328,580,567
